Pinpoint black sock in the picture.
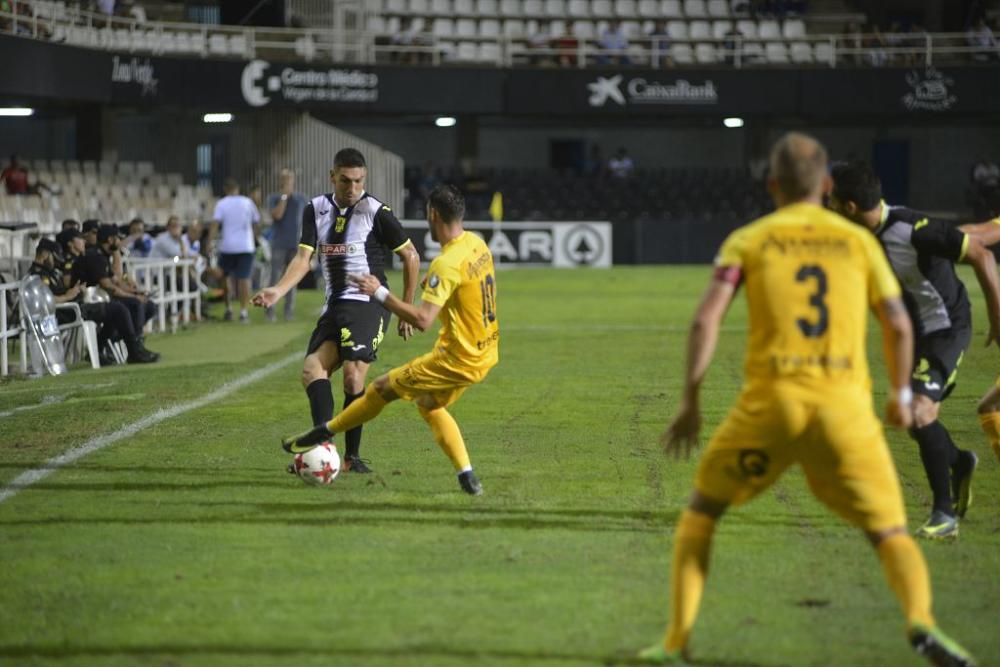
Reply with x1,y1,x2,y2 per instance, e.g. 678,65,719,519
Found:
343,390,364,459
910,421,956,515
306,379,334,427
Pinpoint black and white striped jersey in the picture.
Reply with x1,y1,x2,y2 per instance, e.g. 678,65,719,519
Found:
876,204,971,336
299,192,410,307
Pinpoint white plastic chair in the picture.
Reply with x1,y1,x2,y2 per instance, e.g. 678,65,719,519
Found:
666,20,688,40
480,18,500,37
683,0,707,18
689,20,710,39
671,43,694,62
706,0,728,17
638,0,659,17
500,0,522,16
614,0,636,16
661,0,682,17
758,19,781,40
695,42,718,62
765,41,789,62
789,41,812,63
783,18,806,40
568,0,589,17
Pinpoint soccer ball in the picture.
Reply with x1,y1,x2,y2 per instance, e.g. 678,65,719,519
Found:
292,443,341,486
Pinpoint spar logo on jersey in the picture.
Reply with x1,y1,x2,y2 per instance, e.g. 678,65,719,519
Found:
902,68,956,112
319,242,363,256
587,74,718,107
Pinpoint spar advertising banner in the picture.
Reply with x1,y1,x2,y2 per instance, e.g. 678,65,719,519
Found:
398,221,612,268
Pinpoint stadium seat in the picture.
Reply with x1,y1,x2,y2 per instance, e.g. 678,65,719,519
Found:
712,19,732,39
689,20,710,39
433,18,453,35
475,0,497,12
783,18,806,40
568,0,589,16
757,19,780,40
638,0,659,17
707,0,728,16
386,16,401,32
735,18,756,39
208,34,229,55
683,0,707,18
385,0,406,12
431,0,451,14
368,15,387,32
789,41,812,63
158,31,177,52
294,35,317,60
814,41,835,65
615,0,637,17
621,19,641,37
661,0,682,17
730,0,751,16
456,18,476,36
544,0,565,16
480,18,500,36
549,18,566,35
592,0,613,16
671,42,694,62
666,20,688,39
456,41,478,59
695,42,718,62
479,42,501,62
523,0,543,16
572,20,595,38
410,0,429,12
503,18,526,36
500,0,521,16
765,41,789,62
741,40,764,62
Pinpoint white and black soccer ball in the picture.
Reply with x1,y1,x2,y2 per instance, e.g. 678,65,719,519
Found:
292,443,341,486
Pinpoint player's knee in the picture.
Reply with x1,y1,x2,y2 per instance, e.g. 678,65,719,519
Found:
371,375,397,401
911,396,939,428
864,525,907,547
301,359,327,388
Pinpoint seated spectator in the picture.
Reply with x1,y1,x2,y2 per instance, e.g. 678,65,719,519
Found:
723,25,744,65
392,17,422,64
528,20,554,66
61,219,80,232
608,147,635,179
967,18,998,61
50,231,158,364
82,219,100,249
150,215,186,260
598,20,630,66
0,154,58,196
648,20,674,68
863,24,889,67
123,217,152,258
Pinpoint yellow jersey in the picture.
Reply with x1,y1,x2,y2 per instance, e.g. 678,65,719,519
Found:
715,202,901,389
420,231,499,375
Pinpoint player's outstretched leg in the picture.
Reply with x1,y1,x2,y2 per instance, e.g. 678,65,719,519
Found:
638,509,716,663
909,625,977,667
418,405,481,495
282,384,390,454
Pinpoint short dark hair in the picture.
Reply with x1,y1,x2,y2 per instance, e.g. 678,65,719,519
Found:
427,184,465,223
333,148,366,170
61,218,79,230
831,161,882,211
224,178,239,193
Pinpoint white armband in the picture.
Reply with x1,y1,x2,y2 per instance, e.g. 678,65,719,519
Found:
373,285,390,303
895,386,913,406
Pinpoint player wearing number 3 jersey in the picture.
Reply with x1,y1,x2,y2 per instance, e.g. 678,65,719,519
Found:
281,184,499,496
638,133,975,666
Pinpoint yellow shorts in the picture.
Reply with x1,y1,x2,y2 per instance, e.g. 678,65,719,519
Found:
694,382,907,533
388,350,486,409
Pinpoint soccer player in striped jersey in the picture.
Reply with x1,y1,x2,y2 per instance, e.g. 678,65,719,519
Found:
639,133,975,667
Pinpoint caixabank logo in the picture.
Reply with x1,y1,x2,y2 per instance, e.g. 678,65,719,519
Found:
240,59,378,107
587,74,718,107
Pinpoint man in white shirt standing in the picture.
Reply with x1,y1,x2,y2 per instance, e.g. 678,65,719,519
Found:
213,178,260,323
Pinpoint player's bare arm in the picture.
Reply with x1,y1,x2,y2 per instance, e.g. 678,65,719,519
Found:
395,242,420,340
960,235,1000,347
873,296,914,430
252,245,313,308
958,218,1000,247
662,276,737,460
350,273,442,332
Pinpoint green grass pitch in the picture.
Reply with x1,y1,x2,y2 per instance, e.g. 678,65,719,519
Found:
1,266,998,667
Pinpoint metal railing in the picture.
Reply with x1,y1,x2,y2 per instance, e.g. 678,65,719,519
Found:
2,2,1000,68
124,257,200,334
0,281,28,376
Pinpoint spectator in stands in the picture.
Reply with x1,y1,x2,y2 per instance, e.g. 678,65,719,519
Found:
608,147,635,179
392,17,421,64
884,22,913,65
967,18,998,61
0,154,57,196
598,20,631,66
77,224,156,335
266,168,307,322
81,219,100,248
212,178,260,324
863,24,889,67
649,20,674,68
528,21,554,66
57,229,159,364
723,25,745,66
123,217,152,258
150,215,185,260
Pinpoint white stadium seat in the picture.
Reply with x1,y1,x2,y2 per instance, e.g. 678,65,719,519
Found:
503,18,526,36
456,41,478,60
592,0,613,16
500,0,522,15
683,0,707,18
765,41,789,62
455,0,474,12
666,20,688,40
712,20,732,39
695,42,719,62
386,0,407,12
431,0,451,14
789,41,812,63
758,19,781,40
689,20,710,40
572,20,595,38
479,18,500,37
735,19,756,39
783,18,806,40
615,0,637,17
661,0,682,17
433,18,454,35
670,42,694,63
479,42,501,62
814,41,835,65
568,0,589,17
456,18,477,36
544,0,565,16
410,0,429,12
523,0,543,16
476,0,497,12
638,0,659,17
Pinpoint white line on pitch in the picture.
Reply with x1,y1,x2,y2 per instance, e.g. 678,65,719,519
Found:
501,324,747,332
0,351,301,505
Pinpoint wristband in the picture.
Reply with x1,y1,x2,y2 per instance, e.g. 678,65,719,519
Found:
373,285,390,303
895,386,913,406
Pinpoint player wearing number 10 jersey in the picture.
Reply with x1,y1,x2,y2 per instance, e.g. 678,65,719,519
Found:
281,184,499,495
638,133,975,666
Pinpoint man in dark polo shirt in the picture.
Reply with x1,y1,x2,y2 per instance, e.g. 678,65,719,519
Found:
69,225,159,363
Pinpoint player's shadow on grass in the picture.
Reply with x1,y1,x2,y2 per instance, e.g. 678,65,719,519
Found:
0,643,774,667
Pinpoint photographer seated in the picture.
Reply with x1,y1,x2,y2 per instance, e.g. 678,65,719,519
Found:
55,229,159,364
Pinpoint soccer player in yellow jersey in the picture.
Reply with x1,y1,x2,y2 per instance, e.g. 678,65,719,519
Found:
282,184,499,495
638,133,975,666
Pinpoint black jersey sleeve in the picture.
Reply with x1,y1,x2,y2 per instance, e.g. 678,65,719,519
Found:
373,204,410,252
910,217,968,262
299,203,317,250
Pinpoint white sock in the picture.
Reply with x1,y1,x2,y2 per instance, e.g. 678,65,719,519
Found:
458,465,473,474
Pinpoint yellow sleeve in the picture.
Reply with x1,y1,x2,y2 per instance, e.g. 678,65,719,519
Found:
421,255,461,307
714,227,747,269
861,232,901,304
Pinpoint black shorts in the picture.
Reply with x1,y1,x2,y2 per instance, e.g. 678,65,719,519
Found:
911,325,971,402
219,252,254,279
306,300,391,363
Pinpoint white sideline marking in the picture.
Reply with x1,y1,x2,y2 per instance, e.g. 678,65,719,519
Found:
0,352,301,505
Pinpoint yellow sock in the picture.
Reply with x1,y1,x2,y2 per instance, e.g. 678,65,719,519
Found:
979,412,1000,463
663,509,716,653
876,533,935,630
419,406,471,471
327,384,387,434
